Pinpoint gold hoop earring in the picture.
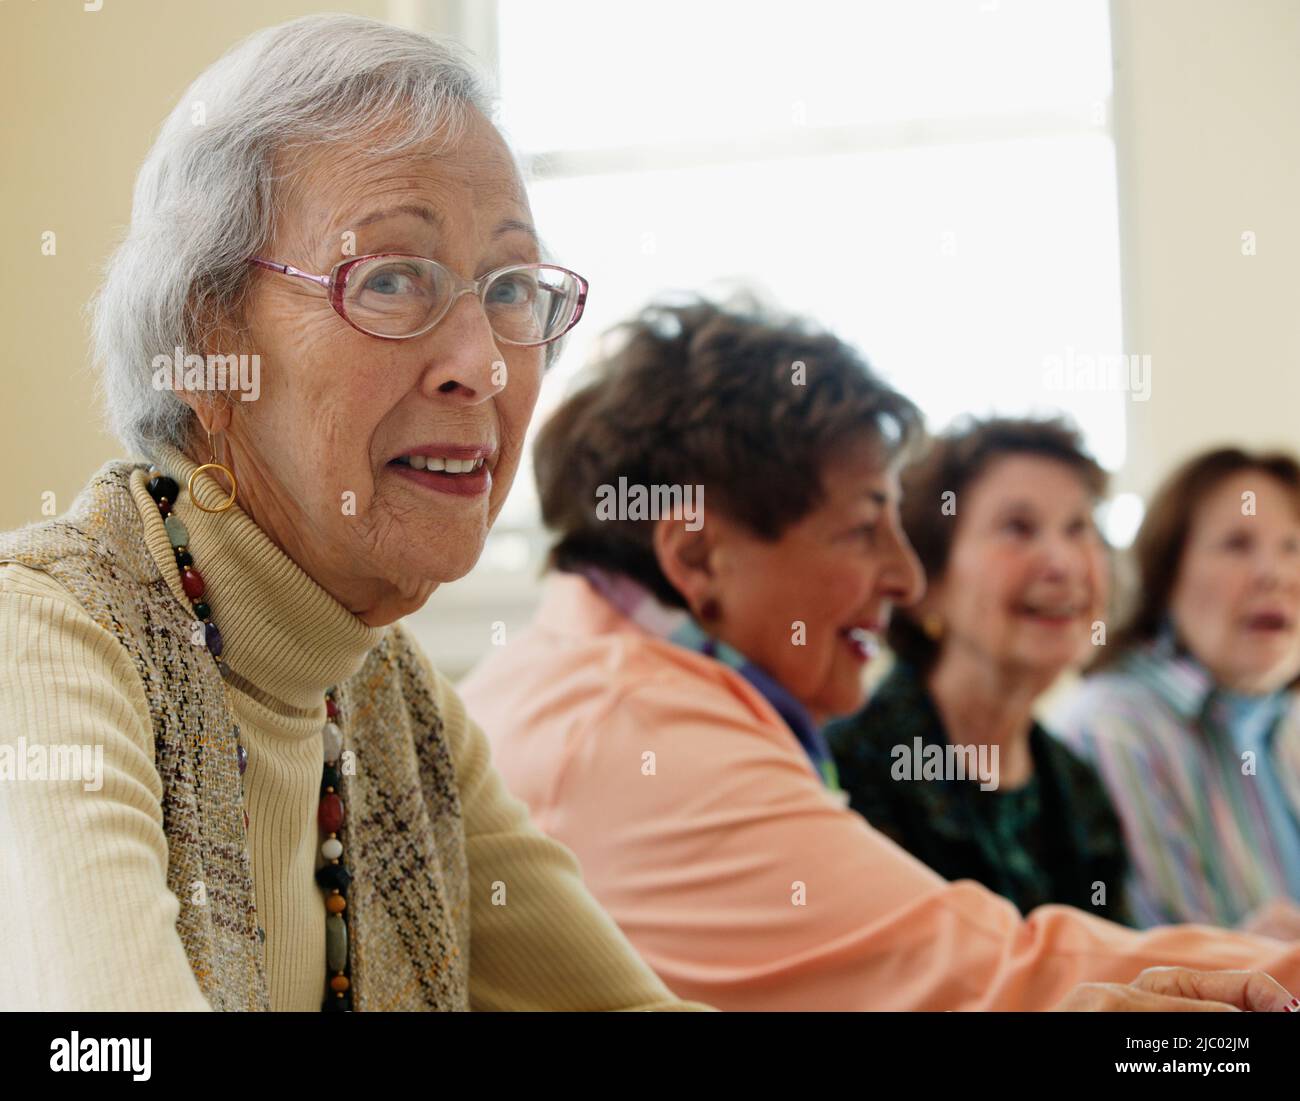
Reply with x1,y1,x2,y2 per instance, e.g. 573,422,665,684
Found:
189,431,238,514
922,612,944,640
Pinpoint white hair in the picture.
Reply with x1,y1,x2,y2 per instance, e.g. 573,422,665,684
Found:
93,13,506,459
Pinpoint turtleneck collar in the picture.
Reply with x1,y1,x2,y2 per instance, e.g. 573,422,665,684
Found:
129,441,386,712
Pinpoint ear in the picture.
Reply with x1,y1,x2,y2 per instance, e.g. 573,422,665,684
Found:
174,389,234,437
169,383,234,445
168,309,243,440
653,516,718,617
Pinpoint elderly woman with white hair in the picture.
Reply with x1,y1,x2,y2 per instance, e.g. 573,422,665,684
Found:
0,14,704,1012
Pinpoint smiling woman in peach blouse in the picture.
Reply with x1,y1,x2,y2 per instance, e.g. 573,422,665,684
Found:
460,297,1300,1012
0,14,706,1012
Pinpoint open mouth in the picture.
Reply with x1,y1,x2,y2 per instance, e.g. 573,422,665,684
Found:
387,447,494,498
838,625,881,663
1244,610,1293,632
391,455,486,474
1015,601,1085,625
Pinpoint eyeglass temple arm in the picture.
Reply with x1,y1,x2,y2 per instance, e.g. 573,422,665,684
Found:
249,257,332,289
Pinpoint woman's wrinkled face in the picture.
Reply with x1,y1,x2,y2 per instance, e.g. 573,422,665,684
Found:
707,443,926,723
930,455,1108,681
1168,472,1300,693
223,109,543,621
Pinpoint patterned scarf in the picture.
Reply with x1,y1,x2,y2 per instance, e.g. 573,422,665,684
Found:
577,566,841,791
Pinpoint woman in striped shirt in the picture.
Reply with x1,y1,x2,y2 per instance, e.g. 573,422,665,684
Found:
1052,448,1300,935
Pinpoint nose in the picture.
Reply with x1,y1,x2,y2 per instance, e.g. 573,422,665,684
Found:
417,291,507,404
881,521,927,608
1038,528,1091,580
1254,541,1300,592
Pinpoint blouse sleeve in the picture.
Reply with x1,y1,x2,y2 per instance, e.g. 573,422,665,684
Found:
427,665,711,1011
0,563,212,1010
538,675,1300,1010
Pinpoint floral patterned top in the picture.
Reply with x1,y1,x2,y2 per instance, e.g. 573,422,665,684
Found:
826,661,1132,923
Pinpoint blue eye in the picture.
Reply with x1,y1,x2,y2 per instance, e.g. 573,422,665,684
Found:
487,274,536,306
364,268,419,295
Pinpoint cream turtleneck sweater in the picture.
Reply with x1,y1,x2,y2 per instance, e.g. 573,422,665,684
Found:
0,444,700,1011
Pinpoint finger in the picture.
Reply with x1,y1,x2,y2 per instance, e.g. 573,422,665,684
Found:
1133,967,1296,1012
1053,983,1239,1012
1127,991,1240,1012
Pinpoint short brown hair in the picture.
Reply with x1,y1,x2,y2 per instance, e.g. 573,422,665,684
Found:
534,295,924,607
1101,446,1300,663
888,415,1108,671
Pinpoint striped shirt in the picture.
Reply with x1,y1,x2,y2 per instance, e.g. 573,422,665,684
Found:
1049,640,1300,928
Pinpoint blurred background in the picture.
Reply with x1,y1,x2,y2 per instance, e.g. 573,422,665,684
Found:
2,0,1297,678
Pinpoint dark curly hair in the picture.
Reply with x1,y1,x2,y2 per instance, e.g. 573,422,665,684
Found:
534,294,925,608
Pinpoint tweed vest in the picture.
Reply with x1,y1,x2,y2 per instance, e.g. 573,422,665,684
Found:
0,460,471,1010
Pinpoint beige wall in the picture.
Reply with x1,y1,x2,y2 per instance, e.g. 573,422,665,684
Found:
1110,0,1300,499
0,0,390,532
2,0,1297,534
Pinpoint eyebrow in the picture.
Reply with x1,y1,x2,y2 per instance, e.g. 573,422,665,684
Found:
862,490,889,507
349,206,539,244
352,203,442,230
494,218,540,243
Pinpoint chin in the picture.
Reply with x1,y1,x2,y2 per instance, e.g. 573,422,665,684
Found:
1012,643,1077,675
1239,664,1300,694
386,540,485,588
814,686,867,722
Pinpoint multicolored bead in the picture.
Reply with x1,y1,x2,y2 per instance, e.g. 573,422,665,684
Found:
315,862,351,893
147,475,179,503
325,914,348,972
164,514,189,548
320,689,352,1010
318,793,345,833
322,722,343,764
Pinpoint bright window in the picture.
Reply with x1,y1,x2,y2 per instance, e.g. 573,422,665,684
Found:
416,0,1124,675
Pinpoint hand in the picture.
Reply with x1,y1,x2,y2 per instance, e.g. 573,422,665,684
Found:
1053,966,1298,1012
1239,897,1300,941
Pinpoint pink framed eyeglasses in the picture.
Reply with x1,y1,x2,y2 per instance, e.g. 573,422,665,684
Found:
248,254,588,346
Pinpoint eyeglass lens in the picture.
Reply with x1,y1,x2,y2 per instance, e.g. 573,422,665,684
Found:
341,258,581,344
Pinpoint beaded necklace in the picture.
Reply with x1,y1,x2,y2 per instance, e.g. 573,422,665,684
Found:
146,468,353,1012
